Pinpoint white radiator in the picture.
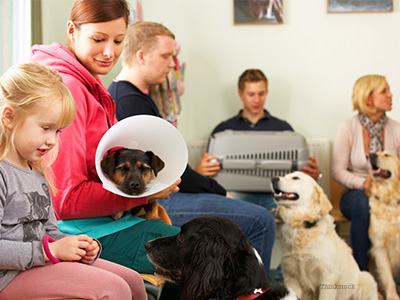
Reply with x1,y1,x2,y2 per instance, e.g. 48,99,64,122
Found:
187,139,208,170
305,137,331,196
186,137,331,195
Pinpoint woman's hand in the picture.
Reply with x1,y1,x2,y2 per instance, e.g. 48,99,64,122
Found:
147,178,181,202
194,152,220,177
45,235,95,263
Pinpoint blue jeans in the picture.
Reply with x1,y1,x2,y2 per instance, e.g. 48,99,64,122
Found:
229,191,283,282
340,189,370,271
228,191,277,211
158,192,276,274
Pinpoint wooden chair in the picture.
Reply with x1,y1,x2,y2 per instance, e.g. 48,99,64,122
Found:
330,179,348,222
140,273,165,287
141,273,165,300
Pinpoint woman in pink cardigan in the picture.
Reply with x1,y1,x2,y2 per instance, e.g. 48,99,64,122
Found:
332,74,400,271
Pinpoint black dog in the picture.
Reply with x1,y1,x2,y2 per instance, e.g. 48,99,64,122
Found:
145,216,297,300
101,148,170,222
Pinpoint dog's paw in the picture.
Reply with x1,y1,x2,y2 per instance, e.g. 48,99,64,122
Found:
110,211,124,220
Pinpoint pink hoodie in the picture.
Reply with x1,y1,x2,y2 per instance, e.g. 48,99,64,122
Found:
31,43,147,220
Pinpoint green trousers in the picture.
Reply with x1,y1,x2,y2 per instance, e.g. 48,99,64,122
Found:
98,219,180,274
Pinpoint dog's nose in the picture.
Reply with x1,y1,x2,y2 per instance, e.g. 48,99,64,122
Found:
271,177,280,183
369,153,379,167
130,181,140,189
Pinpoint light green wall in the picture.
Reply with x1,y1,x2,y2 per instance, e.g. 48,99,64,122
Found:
40,0,400,143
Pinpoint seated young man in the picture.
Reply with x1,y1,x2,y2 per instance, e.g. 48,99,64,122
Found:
195,69,322,211
108,22,276,274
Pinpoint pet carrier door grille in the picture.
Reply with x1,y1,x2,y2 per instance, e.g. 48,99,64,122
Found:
207,130,309,192
221,149,302,178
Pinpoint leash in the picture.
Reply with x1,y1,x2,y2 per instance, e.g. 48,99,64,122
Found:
236,288,270,300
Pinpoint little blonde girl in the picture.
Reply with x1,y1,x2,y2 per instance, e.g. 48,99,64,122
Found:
0,62,146,300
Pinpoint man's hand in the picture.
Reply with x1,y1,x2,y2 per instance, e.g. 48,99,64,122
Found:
302,156,321,180
195,152,220,177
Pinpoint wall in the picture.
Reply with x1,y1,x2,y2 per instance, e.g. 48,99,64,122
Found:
40,0,400,144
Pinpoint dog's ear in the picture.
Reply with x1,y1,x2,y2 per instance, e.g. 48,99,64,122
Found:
314,187,332,215
180,235,228,300
145,151,165,176
365,174,373,197
101,151,119,176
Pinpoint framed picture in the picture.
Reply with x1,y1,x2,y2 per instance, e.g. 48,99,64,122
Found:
327,0,393,13
234,0,283,25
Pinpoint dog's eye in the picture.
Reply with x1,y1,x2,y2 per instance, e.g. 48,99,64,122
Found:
292,176,300,180
139,165,151,172
384,153,390,157
116,165,130,172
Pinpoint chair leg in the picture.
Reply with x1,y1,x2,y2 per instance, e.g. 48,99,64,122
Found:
145,282,164,300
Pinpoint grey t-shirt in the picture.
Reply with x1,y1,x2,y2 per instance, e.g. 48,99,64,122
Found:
0,160,67,290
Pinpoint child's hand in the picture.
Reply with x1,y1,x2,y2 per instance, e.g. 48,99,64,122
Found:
79,239,101,265
45,235,93,262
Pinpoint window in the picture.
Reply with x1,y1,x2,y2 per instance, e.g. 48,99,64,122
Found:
0,0,31,74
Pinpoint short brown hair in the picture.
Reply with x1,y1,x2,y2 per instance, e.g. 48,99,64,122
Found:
122,21,175,67
238,69,268,91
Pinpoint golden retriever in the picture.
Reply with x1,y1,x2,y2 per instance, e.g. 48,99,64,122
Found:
366,151,400,300
271,171,378,300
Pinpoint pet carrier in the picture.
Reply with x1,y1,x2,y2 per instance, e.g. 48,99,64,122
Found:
208,130,309,192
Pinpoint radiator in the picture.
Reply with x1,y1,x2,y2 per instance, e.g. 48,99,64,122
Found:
305,137,331,196
186,136,331,195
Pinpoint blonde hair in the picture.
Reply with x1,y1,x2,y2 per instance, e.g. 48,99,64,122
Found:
0,62,76,193
352,74,387,115
122,21,175,67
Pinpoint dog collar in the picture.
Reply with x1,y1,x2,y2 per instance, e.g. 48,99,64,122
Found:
236,288,269,300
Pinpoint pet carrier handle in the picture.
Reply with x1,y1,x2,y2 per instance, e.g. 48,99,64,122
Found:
219,159,299,170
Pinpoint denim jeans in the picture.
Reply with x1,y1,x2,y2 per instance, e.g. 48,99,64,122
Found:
228,191,283,282
340,189,370,271
228,191,277,211
158,192,276,273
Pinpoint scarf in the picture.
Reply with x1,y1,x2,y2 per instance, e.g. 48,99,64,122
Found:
358,113,387,154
